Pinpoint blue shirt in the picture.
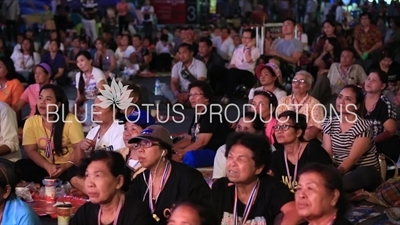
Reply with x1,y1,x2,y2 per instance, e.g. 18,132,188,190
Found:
41,52,66,75
3,196,41,225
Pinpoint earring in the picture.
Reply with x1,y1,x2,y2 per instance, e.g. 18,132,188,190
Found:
162,156,166,162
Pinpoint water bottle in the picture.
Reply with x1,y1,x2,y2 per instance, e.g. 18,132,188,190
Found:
123,67,129,81
154,79,162,106
154,79,161,96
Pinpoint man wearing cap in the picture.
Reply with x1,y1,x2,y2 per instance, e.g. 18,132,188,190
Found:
116,110,155,180
127,125,212,225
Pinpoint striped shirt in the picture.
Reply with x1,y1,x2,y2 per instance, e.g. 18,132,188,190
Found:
81,1,97,20
322,116,379,170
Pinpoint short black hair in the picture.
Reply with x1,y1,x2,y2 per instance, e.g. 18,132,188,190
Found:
178,43,194,52
172,200,219,225
198,37,213,47
221,27,231,34
360,12,372,20
188,80,214,101
277,111,307,142
225,133,272,177
242,28,256,39
133,34,142,41
79,150,131,192
283,18,297,26
341,47,357,59
0,57,18,81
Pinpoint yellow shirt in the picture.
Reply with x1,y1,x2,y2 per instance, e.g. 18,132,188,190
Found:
22,114,84,164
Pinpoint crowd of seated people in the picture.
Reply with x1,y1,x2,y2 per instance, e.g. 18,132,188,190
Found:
1,7,400,224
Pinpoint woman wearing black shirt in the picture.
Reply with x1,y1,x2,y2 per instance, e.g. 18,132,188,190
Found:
128,125,212,225
173,81,232,168
270,111,332,192
314,37,341,76
70,150,153,225
212,133,302,225
368,48,400,87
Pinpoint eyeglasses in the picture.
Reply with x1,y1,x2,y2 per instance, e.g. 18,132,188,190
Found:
273,124,295,131
132,139,159,150
292,79,307,84
188,93,204,97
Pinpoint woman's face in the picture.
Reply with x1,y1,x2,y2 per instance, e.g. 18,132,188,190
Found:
93,97,114,124
364,72,385,93
258,68,276,86
136,139,164,168
49,41,58,52
235,117,256,133
123,123,143,148
22,40,31,52
274,117,300,144
85,160,123,204
76,55,92,72
323,23,334,36
189,87,208,108
226,144,263,183
167,205,201,225
51,32,58,40
37,88,59,116
121,36,129,46
80,41,88,50
324,40,333,51
295,172,339,220
34,66,50,85
251,94,271,120
292,73,310,95
95,40,103,50
380,57,393,68
336,87,358,114
73,38,80,48
0,61,8,78
143,39,150,47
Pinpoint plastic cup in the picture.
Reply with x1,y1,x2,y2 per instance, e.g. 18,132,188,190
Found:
43,178,57,204
57,205,72,225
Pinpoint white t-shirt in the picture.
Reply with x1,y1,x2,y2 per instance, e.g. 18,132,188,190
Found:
43,41,65,51
141,5,154,22
75,67,106,99
155,41,171,55
214,36,234,60
86,121,125,151
230,46,261,74
171,59,207,92
13,43,40,53
213,144,226,179
115,45,135,66
248,87,287,101
11,52,41,72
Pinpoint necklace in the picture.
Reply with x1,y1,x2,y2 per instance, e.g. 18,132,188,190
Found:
284,143,303,186
97,194,125,225
233,179,260,225
148,161,170,222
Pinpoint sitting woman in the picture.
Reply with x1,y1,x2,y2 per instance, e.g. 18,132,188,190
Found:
115,34,135,68
296,163,352,225
13,63,53,118
248,63,286,102
0,158,41,224
70,150,153,225
276,71,324,141
15,84,85,191
362,70,400,166
212,133,301,225
117,110,155,180
41,40,67,85
250,90,278,144
0,57,24,109
74,50,106,131
78,94,125,154
173,81,232,168
128,125,212,225
10,38,41,82
213,112,265,180
167,200,219,225
270,111,332,192
93,38,117,79
322,85,381,192
313,37,341,76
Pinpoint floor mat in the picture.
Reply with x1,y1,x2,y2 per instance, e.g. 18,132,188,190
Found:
347,205,382,224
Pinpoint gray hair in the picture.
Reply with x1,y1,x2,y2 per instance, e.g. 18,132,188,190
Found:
295,70,314,86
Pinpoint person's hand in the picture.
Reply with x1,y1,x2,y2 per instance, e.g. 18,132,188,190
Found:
229,64,236,69
266,49,277,56
356,50,363,57
177,93,188,103
247,39,256,48
45,163,58,178
52,164,70,178
172,153,183,162
79,138,95,151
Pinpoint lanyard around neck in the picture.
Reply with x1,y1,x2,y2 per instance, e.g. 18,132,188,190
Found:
97,194,125,225
233,179,260,225
42,118,55,162
290,94,309,111
148,161,170,220
284,143,303,186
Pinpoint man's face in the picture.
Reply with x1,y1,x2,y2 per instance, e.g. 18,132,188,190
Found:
282,20,295,35
198,42,211,57
241,31,252,46
340,50,355,66
221,29,229,39
179,47,193,63
361,15,370,26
